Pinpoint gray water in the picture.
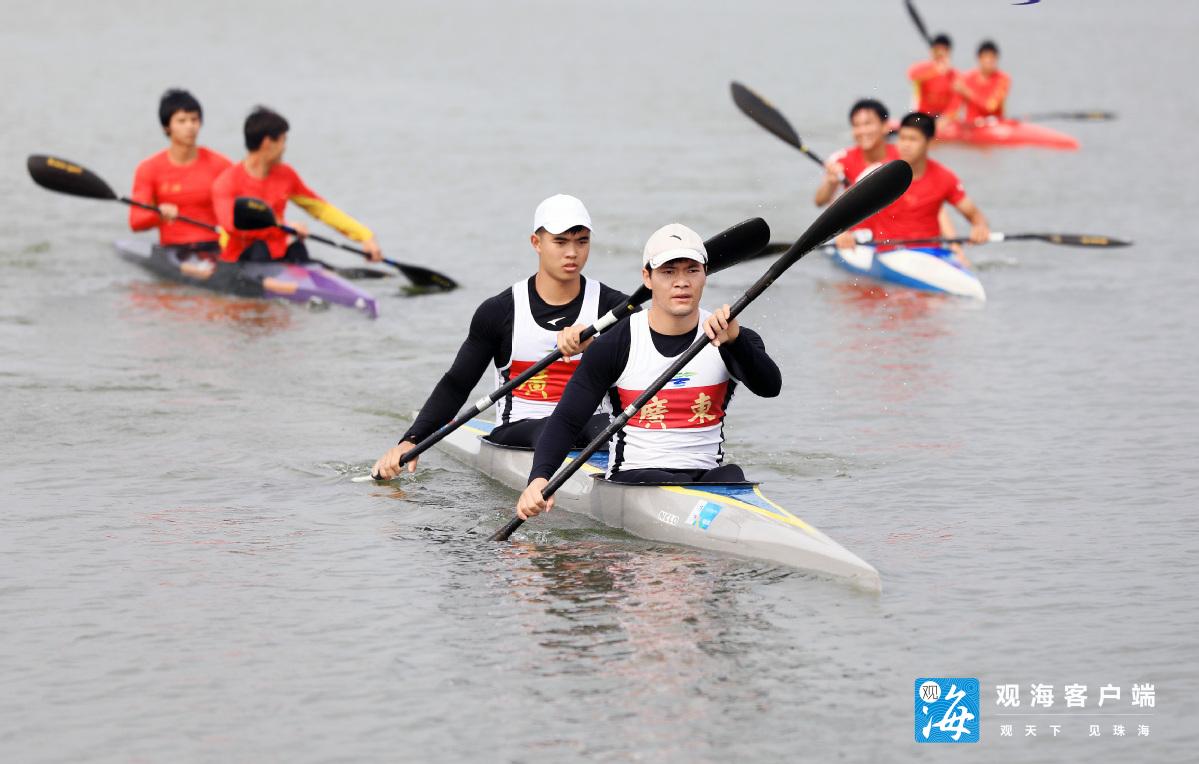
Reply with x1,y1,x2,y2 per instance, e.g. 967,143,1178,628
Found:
2,1,1196,761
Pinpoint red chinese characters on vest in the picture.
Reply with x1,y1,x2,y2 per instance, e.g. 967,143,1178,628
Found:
508,359,578,402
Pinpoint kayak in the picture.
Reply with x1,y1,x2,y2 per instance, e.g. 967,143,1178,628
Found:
437,416,882,591
936,118,1079,150
827,245,986,300
114,239,379,318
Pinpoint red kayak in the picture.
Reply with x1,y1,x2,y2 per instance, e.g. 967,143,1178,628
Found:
935,118,1079,150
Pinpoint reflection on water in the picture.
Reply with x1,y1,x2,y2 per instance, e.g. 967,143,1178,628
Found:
122,282,293,334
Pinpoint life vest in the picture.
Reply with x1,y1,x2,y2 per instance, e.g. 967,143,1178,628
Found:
608,310,732,475
495,277,603,425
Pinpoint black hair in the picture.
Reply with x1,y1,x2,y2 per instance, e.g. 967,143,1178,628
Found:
931,33,952,49
899,112,936,140
978,39,999,56
535,224,590,237
849,98,889,124
158,89,202,128
244,106,289,151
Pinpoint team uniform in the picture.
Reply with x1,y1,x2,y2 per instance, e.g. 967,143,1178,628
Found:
128,147,231,249
401,276,630,449
828,143,901,233
959,69,1011,121
867,158,966,250
210,162,373,263
907,60,960,118
529,310,781,484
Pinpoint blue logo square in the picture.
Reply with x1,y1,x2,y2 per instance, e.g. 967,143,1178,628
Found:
915,677,980,743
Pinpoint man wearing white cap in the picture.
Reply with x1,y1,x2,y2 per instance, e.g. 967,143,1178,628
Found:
515,223,782,519
372,195,629,478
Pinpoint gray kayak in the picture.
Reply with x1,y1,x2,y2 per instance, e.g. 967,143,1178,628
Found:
439,416,882,591
115,239,379,318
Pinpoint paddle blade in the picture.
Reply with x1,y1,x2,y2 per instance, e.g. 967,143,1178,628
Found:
392,262,458,292
233,196,277,230
730,82,802,151
784,160,912,262
27,154,117,200
706,217,770,274
1023,110,1117,122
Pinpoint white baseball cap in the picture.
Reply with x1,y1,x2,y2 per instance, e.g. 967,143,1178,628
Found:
532,194,592,235
642,223,707,269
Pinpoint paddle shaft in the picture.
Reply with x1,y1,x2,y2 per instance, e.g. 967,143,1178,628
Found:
277,224,407,271
873,232,1131,248
905,0,934,46
120,195,219,232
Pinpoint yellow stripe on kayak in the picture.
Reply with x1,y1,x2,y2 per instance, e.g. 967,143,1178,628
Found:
660,484,819,537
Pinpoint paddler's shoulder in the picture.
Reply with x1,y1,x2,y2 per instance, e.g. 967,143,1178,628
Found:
197,146,234,170
133,148,170,174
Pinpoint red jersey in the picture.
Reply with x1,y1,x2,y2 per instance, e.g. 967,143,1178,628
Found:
128,147,231,245
211,162,373,262
960,69,1011,121
828,144,901,231
869,158,965,248
908,60,960,118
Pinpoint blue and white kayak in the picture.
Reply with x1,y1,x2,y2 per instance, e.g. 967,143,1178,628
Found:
827,245,986,300
437,416,882,591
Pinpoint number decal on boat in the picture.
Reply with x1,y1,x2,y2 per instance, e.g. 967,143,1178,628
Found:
657,510,680,527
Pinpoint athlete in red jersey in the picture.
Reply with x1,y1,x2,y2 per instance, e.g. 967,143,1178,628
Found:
955,40,1011,122
869,113,990,266
907,33,960,119
128,89,231,251
211,107,382,263
819,99,958,252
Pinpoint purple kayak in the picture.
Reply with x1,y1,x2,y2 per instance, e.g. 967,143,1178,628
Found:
114,239,379,318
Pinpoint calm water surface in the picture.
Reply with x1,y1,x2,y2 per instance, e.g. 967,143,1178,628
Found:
2,1,1195,761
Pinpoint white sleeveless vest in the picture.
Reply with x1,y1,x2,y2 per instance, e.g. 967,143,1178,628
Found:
494,277,603,425
608,310,731,475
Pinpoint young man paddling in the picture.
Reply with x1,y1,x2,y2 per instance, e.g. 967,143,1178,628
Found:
820,100,956,252
907,33,959,120
128,89,231,254
210,106,382,263
870,112,990,264
371,195,629,478
514,223,782,520
954,40,1011,122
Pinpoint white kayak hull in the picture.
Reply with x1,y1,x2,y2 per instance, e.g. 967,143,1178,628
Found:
828,245,986,300
439,417,881,592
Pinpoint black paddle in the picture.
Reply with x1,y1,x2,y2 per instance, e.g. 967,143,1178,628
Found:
28,153,217,229
758,231,1132,256
369,217,772,480
232,197,457,292
26,154,393,281
905,0,934,46
730,82,831,172
1018,111,1117,123
489,160,913,542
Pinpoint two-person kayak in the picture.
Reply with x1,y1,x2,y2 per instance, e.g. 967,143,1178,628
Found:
437,416,882,592
826,244,986,300
935,118,1079,150
115,239,379,318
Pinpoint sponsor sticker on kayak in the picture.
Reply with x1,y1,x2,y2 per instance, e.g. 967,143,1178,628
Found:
915,678,980,743
685,500,722,530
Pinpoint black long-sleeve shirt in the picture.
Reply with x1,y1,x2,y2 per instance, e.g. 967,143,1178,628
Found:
401,276,629,443
529,317,782,481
